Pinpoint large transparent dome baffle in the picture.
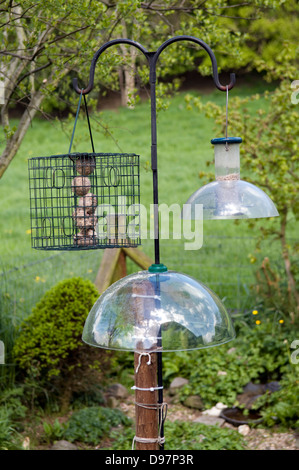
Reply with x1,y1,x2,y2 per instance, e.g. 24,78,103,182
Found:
182,137,279,220
82,267,235,352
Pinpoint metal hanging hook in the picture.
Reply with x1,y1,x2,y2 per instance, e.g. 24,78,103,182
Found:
225,85,229,151
73,36,235,95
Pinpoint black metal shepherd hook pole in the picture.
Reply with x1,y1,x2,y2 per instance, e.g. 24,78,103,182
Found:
73,35,236,450
73,35,236,265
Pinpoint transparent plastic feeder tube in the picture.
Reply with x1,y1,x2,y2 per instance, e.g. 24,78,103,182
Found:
213,137,241,181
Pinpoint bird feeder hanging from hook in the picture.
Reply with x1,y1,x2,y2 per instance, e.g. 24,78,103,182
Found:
28,90,141,251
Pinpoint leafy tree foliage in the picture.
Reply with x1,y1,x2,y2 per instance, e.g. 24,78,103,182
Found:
0,0,281,177
187,79,299,318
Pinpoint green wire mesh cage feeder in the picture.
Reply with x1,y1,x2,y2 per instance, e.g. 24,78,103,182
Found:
28,93,141,251
28,152,140,250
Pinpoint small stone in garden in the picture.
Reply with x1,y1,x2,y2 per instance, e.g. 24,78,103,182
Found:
169,377,189,395
184,395,203,410
71,176,91,196
227,347,236,355
107,396,118,409
238,424,250,436
22,436,30,450
216,402,227,410
106,383,129,399
193,415,225,426
51,440,78,450
203,403,227,417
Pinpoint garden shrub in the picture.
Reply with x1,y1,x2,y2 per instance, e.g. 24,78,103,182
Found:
0,388,26,450
163,318,297,413
64,406,132,445
0,407,17,450
254,257,299,324
105,420,245,450
12,278,109,408
252,368,299,429
0,387,27,422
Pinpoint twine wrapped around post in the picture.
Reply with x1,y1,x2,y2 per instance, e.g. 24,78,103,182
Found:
133,352,160,450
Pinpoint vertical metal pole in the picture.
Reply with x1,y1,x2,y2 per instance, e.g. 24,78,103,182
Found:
148,53,160,266
148,53,164,449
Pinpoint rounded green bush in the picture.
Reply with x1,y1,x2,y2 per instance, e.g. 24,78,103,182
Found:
64,406,132,445
13,277,99,379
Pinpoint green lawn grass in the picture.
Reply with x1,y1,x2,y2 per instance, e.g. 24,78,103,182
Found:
0,80,296,333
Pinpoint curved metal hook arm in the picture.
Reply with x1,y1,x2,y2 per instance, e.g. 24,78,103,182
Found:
73,35,235,94
153,35,235,91
73,39,149,94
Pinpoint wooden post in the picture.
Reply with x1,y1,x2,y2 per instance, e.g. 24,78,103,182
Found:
134,352,159,450
94,247,154,294
111,249,127,284
94,247,160,449
133,277,159,451
123,247,154,270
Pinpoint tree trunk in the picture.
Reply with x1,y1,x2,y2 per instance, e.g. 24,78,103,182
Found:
119,61,136,108
0,68,69,179
0,90,45,178
118,20,137,109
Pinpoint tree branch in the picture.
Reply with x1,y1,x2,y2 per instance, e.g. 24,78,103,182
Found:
0,66,70,178
0,2,38,28
15,61,52,88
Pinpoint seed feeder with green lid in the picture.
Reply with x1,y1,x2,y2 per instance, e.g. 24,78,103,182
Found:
183,137,279,221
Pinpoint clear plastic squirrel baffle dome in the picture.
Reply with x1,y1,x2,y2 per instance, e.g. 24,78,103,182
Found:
82,269,235,352
183,179,279,220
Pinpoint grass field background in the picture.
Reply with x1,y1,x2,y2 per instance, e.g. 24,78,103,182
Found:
0,80,297,340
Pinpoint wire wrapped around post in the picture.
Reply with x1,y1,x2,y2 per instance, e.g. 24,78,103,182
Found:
133,351,167,450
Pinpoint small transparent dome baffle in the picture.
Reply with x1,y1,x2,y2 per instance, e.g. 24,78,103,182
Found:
82,265,235,352
182,137,279,220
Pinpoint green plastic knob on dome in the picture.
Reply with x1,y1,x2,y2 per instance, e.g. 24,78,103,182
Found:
148,263,168,273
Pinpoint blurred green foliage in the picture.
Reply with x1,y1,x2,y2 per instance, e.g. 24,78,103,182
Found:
13,277,99,378
63,406,132,445
163,317,298,428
